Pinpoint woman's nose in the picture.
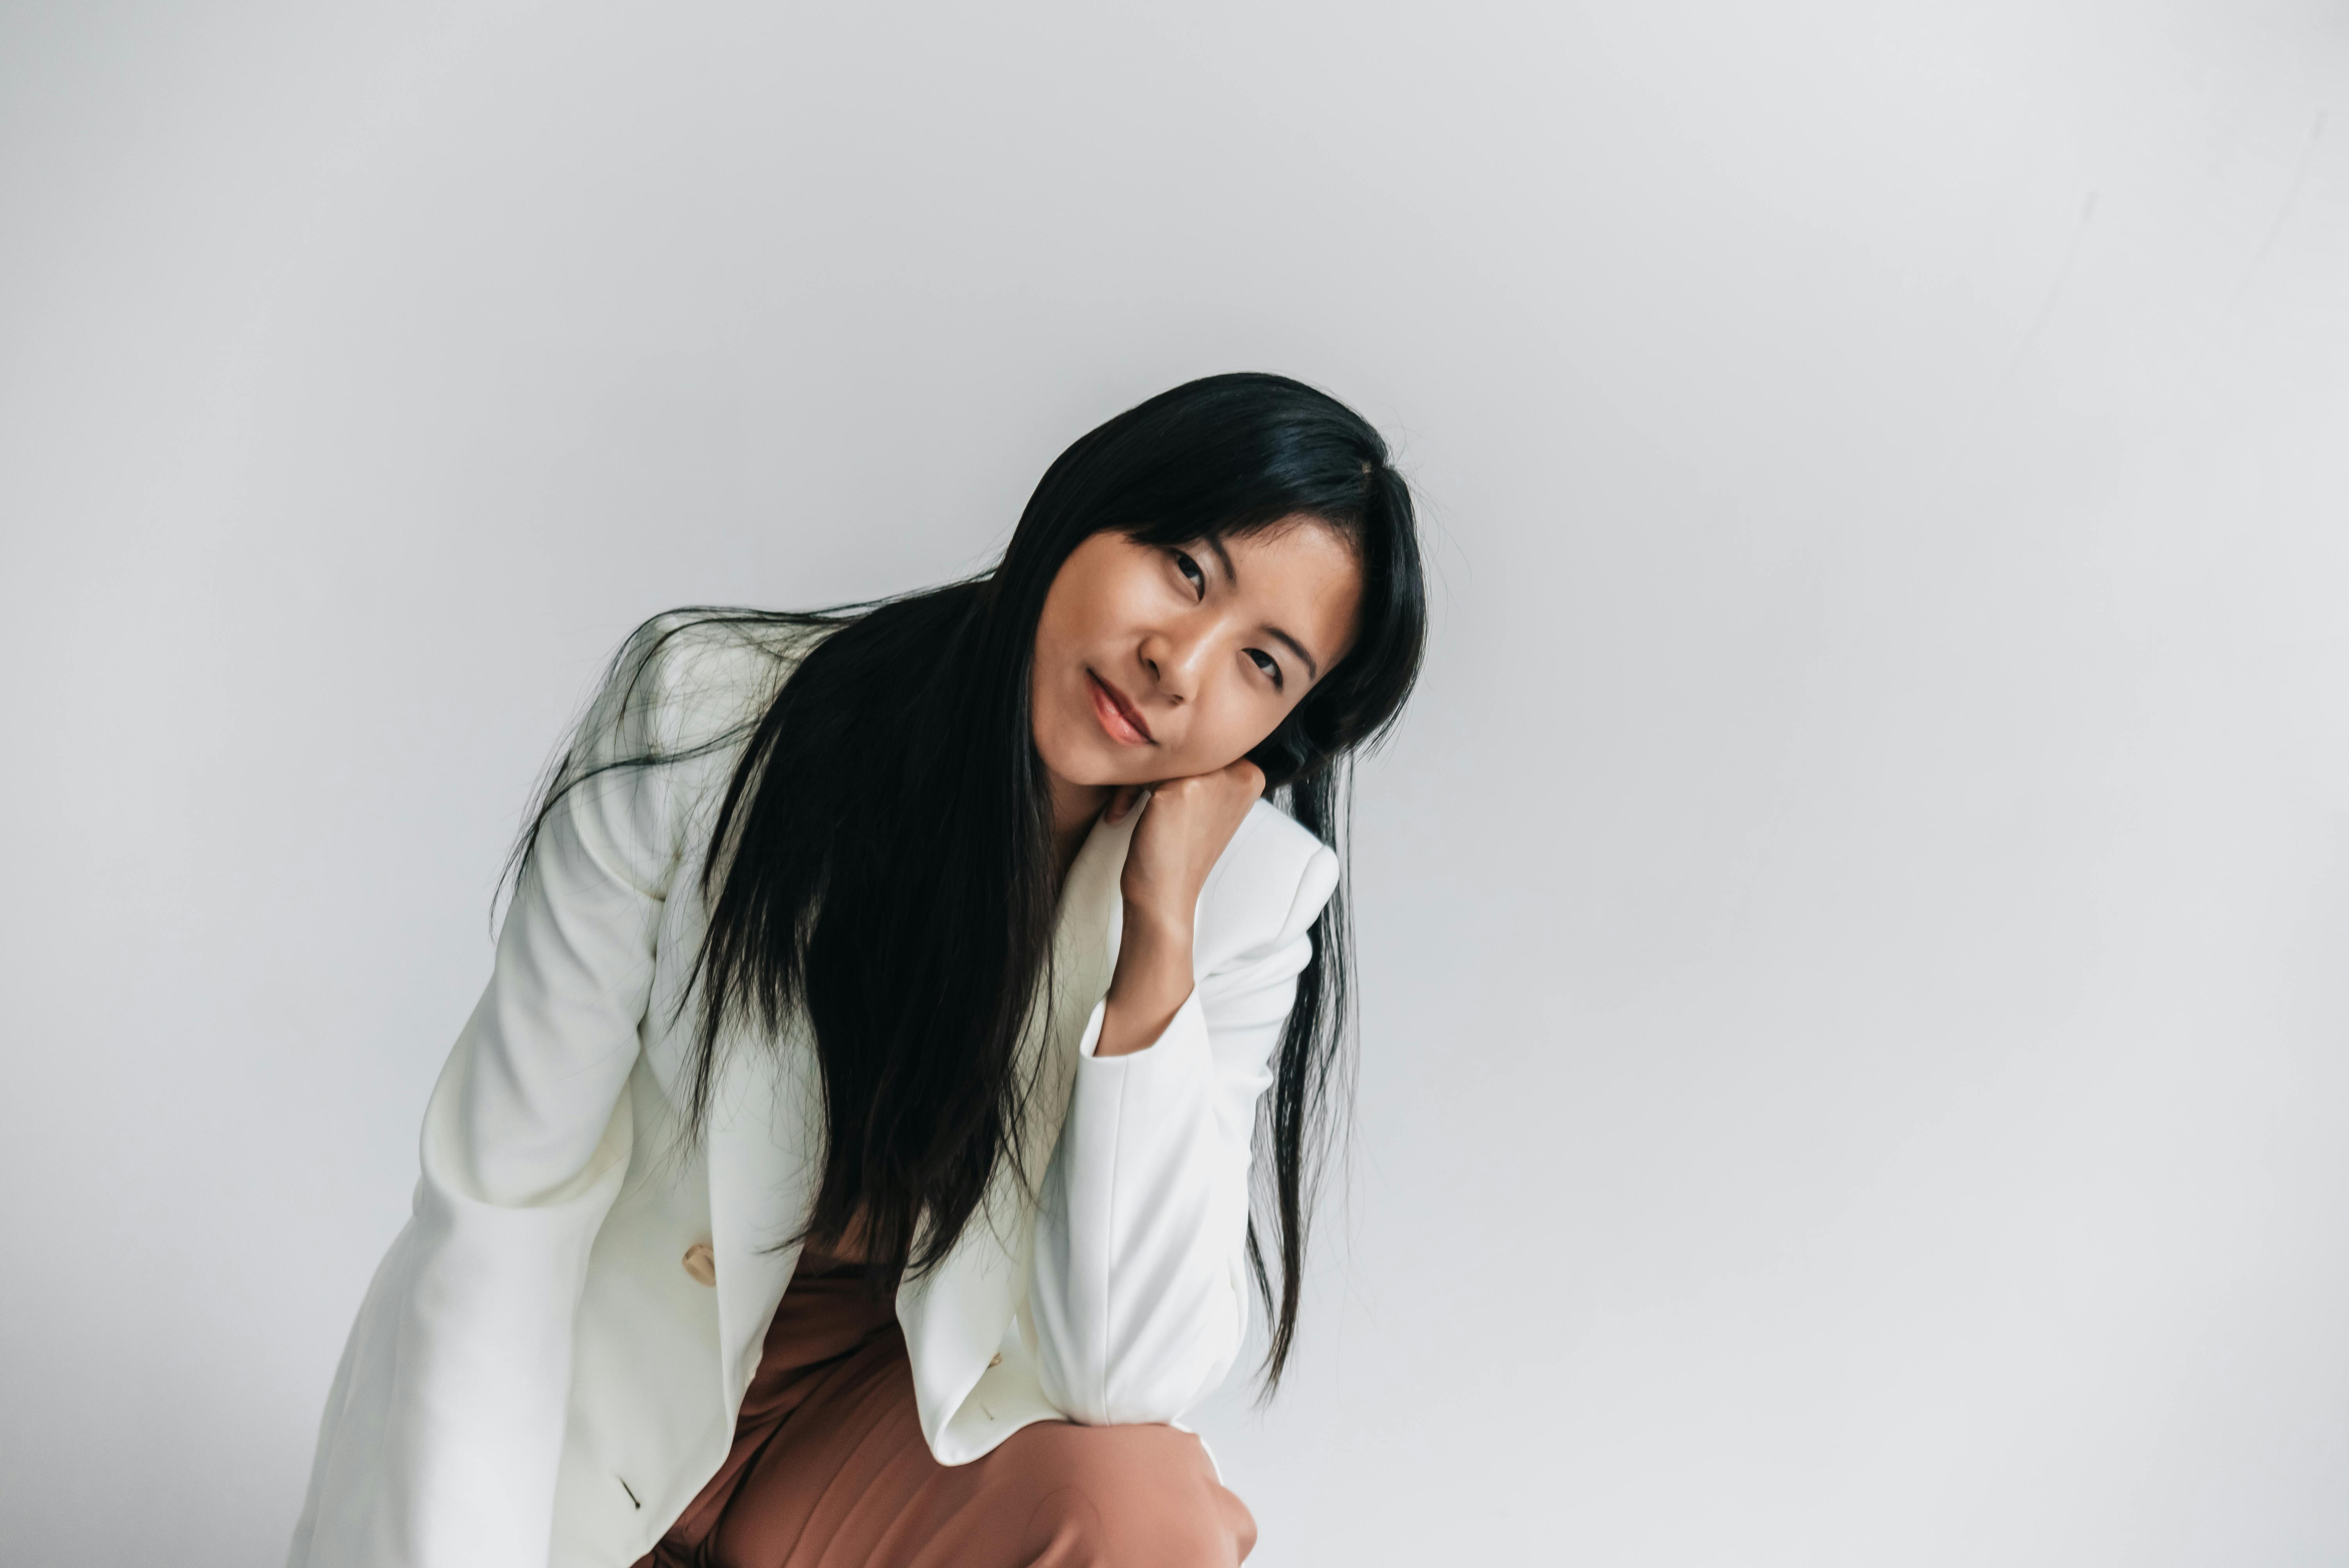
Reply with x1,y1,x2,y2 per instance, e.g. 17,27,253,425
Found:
1137,629,1201,702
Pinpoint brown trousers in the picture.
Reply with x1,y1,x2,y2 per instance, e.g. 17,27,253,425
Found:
634,1251,1257,1568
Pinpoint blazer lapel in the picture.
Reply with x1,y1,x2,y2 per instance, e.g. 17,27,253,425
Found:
704,806,1139,1418
704,1021,822,1411
1021,804,1138,1190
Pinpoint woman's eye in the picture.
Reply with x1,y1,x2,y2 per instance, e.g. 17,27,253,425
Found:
1247,648,1283,687
1172,550,1207,599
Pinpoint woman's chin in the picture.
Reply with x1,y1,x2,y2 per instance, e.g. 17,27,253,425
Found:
1035,736,1129,792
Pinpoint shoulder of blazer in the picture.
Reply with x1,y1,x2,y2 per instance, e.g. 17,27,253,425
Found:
569,616,816,875
617,613,814,754
1194,798,1341,975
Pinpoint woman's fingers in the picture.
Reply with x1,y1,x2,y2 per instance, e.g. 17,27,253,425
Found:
1103,782,1148,823
1101,759,1255,827
1148,759,1262,823
1116,756,1268,923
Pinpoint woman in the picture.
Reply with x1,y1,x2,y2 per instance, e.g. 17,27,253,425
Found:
288,372,1427,1568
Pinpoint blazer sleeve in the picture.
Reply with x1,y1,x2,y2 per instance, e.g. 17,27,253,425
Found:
1027,815,1342,1427
289,621,706,1568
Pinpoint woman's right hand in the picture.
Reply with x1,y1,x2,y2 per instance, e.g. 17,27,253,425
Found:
1095,758,1264,1057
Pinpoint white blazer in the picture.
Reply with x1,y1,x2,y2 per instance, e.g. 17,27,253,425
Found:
287,618,1340,1568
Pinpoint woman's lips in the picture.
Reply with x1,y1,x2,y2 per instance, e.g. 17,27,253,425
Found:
1087,670,1154,745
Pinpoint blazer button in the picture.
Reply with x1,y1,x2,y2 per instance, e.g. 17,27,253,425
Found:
682,1242,717,1286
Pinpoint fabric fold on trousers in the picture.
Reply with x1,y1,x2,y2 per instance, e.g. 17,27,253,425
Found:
635,1249,1256,1568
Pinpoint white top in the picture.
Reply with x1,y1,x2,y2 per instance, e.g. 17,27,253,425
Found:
286,615,1342,1568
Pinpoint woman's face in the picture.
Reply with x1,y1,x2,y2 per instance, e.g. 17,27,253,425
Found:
1031,519,1364,790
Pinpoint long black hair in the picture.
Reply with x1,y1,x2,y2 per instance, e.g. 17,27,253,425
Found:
509,372,1425,1386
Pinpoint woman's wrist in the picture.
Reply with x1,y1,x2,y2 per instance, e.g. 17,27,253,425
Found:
1096,897,1195,1057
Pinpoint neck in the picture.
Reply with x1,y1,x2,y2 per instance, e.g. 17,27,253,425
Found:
1044,767,1110,887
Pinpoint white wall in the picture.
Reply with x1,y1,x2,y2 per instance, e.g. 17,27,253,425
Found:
2,2,2345,1563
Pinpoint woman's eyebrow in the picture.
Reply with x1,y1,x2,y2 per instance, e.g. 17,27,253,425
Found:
1266,627,1321,682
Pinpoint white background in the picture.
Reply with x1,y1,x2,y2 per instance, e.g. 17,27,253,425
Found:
3,2,2346,1563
